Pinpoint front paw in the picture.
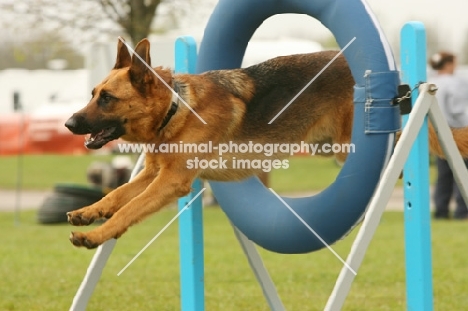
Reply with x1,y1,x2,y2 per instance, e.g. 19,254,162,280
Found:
67,211,96,226
69,231,101,249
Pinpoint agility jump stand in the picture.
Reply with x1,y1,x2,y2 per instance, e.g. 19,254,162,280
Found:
71,0,403,308
325,22,468,310
69,20,468,311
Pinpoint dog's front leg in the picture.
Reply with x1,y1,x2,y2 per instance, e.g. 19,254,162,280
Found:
69,166,196,248
67,167,156,226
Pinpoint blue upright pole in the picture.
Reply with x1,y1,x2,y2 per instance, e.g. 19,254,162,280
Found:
175,36,205,311
400,22,433,311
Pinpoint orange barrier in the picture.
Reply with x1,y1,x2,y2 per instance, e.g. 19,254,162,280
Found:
0,114,90,155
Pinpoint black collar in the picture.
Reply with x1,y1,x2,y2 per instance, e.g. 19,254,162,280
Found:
158,82,180,132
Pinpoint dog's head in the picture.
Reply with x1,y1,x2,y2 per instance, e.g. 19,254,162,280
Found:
65,38,173,149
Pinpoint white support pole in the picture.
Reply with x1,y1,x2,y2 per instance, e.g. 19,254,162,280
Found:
232,225,285,311
325,83,468,310
324,84,434,311
69,153,146,311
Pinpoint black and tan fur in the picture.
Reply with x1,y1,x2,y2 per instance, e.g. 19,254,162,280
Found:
65,38,468,249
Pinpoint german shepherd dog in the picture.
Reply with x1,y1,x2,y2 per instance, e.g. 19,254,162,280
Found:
65,38,468,249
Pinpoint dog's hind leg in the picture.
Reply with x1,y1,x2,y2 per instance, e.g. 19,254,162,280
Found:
69,164,196,248
67,167,156,226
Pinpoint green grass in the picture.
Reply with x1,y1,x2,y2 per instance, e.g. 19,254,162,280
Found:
1,209,468,310
272,156,438,192
0,155,437,191
0,154,344,191
0,154,115,190
271,156,342,193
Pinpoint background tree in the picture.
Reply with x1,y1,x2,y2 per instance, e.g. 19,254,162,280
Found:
100,0,166,44
0,0,196,44
0,0,203,69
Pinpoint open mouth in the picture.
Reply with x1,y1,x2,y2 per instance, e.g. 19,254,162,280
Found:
64,115,125,149
85,126,119,149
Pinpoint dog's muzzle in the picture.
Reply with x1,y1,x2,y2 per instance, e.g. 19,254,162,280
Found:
65,113,125,149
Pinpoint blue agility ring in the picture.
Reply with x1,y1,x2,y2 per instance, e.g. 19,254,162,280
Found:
197,0,400,254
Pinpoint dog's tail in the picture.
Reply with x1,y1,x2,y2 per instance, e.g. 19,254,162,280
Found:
428,124,468,158
395,124,468,158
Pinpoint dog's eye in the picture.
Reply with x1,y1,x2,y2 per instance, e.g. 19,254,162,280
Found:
98,92,115,107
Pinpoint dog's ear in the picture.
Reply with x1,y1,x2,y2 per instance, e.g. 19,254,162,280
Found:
129,39,152,86
114,37,131,69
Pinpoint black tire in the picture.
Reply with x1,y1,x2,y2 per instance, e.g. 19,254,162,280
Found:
54,183,105,201
37,192,100,224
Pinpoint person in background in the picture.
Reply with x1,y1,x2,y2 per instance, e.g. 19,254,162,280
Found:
430,51,468,219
